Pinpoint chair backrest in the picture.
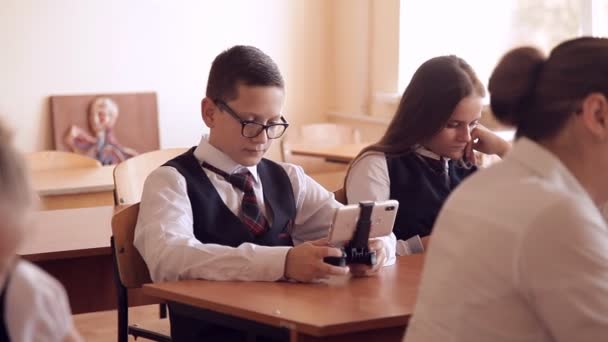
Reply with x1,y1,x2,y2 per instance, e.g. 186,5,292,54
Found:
113,148,188,205
281,123,361,173
26,150,101,171
50,92,160,154
299,123,361,146
111,203,152,288
333,188,347,205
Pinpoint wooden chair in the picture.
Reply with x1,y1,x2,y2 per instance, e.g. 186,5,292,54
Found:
26,151,110,210
113,148,187,205
111,203,171,342
281,123,361,171
281,123,359,191
333,188,347,205
25,150,101,171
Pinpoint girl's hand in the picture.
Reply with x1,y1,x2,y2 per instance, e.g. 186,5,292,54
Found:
470,124,510,158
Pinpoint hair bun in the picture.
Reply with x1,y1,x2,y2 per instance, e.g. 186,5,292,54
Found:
488,47,546,126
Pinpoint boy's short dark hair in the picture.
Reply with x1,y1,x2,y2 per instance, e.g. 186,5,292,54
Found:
206,45,284,102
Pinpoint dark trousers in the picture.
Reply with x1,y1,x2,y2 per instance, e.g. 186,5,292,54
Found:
169,307,283,342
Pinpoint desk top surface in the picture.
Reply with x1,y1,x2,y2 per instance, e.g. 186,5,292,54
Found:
18,205,114,261
31,165,115,196
144,255,423,336
289,143,369,163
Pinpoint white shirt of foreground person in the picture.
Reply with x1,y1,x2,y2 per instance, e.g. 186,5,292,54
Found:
4,260,75,342
134,134,396,282
404,137,608,342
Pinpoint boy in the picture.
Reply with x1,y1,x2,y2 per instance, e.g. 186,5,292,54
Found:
134,45,396,341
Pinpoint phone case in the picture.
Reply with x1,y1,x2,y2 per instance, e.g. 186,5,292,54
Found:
328,200,399,247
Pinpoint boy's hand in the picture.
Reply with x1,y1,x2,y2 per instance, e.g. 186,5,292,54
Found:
349,238,386,277
284,238,349,282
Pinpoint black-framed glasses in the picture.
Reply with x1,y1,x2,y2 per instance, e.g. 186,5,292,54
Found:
214,99,289,139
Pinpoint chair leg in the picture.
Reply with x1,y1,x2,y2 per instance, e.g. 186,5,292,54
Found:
112,237,129,342
160,303,167,319
117,288,129,342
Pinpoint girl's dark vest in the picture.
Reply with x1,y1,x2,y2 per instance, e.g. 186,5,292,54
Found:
163,148,296,247
387,152,476,240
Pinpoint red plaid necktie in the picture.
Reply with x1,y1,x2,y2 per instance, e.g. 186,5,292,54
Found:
202,163,268,236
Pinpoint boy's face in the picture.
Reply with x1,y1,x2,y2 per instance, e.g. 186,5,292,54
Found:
205,84,285,166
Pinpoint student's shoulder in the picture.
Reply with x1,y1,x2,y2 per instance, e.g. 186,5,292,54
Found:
532,183,602,227
353,151,386,167
9,260,67,303
145,165,187,186
270,158,340,184
514,187,607,268
351,151,387,170
272,159,307,180
271,159,331,189
7,260,72,340
150,164,184,177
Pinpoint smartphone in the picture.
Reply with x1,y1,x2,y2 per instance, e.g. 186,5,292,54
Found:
327,200,399,247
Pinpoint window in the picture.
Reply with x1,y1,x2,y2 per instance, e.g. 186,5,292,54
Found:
398,0,608,92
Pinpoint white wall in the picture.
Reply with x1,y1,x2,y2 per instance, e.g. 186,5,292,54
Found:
327,0,399,143
327,0,370,116
328,0,399,116
0,0,330,160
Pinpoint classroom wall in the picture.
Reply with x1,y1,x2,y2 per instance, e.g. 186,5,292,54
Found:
0,0,330,160
327,0,370,116
327,0,400,144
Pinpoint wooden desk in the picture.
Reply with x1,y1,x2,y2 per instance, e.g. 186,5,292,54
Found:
19,205,154,313
18,206,116,314
18,206,115,313
31,165,115,210
20,206,113,262
289,143,369,164
144,255,423,341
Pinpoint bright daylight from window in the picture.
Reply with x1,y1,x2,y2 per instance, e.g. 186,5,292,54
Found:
399,0,608,92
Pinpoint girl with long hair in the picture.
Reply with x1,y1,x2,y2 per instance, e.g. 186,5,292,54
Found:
345,55,509,254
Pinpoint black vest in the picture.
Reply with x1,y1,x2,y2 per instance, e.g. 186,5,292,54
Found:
163,148,296,247
387,152,476,240
0,275,10,342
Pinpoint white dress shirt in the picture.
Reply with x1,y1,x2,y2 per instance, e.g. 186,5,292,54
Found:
405,138,608,342
3,260,74,342
134,135,396,282
346,147,445,255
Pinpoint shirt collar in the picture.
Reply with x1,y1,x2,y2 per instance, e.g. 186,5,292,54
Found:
192,134,260,183
415,145,448,161
507,137,588,198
